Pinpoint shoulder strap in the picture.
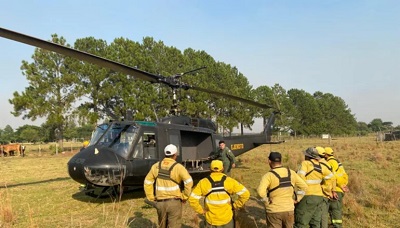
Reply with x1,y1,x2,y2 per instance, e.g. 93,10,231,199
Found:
305,160,322,176
320,162,332,172
267,168,293,196
205,175,229,197
327,157,342,172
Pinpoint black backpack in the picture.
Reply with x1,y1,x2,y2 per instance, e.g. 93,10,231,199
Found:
157,161,179,185
267,168,293,197
205,175,230,197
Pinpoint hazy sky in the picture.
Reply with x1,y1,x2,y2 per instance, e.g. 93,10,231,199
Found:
1,0,399,130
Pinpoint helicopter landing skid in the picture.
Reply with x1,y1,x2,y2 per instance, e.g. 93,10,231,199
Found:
80,183,122,199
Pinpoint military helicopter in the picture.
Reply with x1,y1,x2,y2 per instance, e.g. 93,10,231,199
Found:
0,27,280,197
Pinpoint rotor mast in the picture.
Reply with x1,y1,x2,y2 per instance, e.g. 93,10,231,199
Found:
167,67,206,116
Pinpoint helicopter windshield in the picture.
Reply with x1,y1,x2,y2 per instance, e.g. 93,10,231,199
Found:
95,123,138,157
89,123,109,145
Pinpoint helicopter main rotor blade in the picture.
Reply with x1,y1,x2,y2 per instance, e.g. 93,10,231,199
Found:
1,27,277,110
0,27,161,83
190,86,275,110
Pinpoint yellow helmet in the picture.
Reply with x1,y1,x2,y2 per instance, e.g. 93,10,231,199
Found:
324,147,334,155
83,141,89,147
315,146,325,156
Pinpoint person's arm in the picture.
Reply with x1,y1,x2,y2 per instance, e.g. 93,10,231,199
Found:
188,180,206,214
296,162,307,181
208,150,219,160
231,178,250,209
336,166,349,191
292,171,308,202
257,173,271,205
143,163,157,201
179,165,193,200
321,166,335,195
226,149,237,167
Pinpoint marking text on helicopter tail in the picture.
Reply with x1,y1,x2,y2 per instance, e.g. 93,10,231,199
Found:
231,143,244,150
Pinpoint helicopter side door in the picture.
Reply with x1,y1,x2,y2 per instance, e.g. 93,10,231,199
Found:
167,128,214,172
125,128,159,181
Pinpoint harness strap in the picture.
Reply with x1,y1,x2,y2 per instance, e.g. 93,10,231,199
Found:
327,157,342,172
320,162,332,172
267,168,293,197
205,175,229,197
157,161,180,185
305,160,322,176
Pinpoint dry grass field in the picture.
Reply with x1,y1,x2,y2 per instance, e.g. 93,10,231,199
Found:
1,136,400,227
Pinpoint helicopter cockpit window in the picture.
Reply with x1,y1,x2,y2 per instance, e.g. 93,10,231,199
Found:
90,123,109,145
95,123,138,158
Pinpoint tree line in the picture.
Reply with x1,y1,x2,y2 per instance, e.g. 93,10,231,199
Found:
2,34,399,144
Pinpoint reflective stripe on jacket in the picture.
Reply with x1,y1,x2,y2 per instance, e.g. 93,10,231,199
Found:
327,156,348,193
297,159,334,197
188,172,249,226
257,166,308,213
144,158,193,201
319,158,337,198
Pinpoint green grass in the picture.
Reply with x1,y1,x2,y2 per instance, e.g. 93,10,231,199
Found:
1,137,400,227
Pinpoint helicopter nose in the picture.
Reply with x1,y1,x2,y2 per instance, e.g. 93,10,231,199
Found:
68,146,126,187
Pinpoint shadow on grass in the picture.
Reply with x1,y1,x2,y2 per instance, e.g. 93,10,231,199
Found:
127,212,194,228
71,186,146,203
238,205,267,228
235,166,251,170
0,177,70,188
127,212,157,227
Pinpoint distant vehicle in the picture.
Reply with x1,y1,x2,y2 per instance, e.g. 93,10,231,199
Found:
384,131,400,141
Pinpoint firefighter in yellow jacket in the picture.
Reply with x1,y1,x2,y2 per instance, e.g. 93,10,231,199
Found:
294,147,334,228
189,160,250,227
144,144,193,228
324,147,349,228
316,147,337,228
257,151,308,228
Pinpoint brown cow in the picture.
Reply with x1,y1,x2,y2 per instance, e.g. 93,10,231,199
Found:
1,144,24,157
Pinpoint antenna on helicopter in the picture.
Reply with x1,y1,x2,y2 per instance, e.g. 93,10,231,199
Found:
125,109,134,121
168,66,206,116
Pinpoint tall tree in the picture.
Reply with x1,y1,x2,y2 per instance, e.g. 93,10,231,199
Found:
71,37,112,125
9,34,77,149
15,124,42,142
1,125,16,143
287,89,323,135
314,91,357,135
357,121,370,136
254,85,274,127
369,118,384,132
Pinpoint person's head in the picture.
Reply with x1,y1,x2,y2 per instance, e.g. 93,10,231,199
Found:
268,151,282,168
83,140,89,148
324,147,334,157
303,147,320,160
164,144,178,159
210,160,224,173
315,146,325,160
219,140,226,150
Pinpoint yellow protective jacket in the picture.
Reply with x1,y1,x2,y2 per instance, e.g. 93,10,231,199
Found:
319,158,337,198
297,159,334,197
189,172,250,226
144,158,193,201
327,156,348,193
257,166,308,213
